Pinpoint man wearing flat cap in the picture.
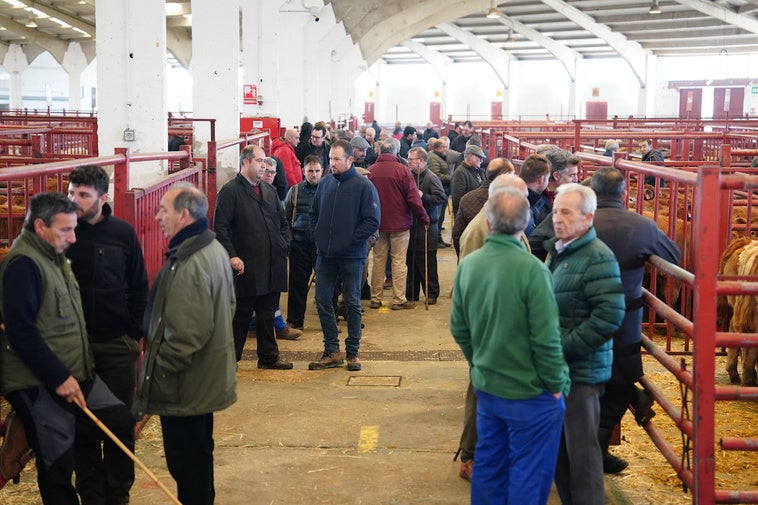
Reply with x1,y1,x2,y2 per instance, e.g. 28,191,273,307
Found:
451,144,487,216
350,136,373,171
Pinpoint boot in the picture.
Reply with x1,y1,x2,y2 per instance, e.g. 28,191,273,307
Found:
598,427,628,474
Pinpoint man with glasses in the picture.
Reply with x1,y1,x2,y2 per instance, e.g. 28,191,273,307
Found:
214,145,293,368
406,148,445,305
367,139,429,311
308,140,380,371
296,122,330,169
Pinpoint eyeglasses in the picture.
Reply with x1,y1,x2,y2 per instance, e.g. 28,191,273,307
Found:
408,157,422,162
261,169,276,175
311,134,324,140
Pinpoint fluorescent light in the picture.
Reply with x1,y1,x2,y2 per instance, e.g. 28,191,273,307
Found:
3,0,26,8
25,17,37,27
649,1,662,14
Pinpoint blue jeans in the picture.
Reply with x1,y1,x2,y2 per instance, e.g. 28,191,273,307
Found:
473,389,565,505
315,256,365,356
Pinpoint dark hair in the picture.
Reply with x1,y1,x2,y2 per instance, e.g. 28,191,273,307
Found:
170,182,208,220
463,120,473,129
519,154,551,183
590,167,625,199
24,192,78,231
403,126,417,137
331,139,353,158
303,154,322,167
567,154,581,167
313,123,327,138
239,145,263,168
69,165,109,196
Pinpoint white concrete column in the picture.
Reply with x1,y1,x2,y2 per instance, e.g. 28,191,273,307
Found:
62,42,88,111
97,0,168,187
192,0,239,184
639,53,658,117
2,44,28,109
242,2,281,119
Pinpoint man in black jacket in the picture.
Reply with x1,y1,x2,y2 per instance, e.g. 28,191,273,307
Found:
67,165,148,505
590,167,681,473
214,145,292,368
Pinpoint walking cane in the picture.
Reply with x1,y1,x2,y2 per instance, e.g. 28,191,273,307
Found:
73,398,182,505
424,224,429,311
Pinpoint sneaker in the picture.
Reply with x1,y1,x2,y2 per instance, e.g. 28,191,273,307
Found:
391,301,415,310
459,459,473,482
0,411,32,481
346,355,362,371
257,358,294,370
276,326,302,341
308,352,344,370
369,301,383,309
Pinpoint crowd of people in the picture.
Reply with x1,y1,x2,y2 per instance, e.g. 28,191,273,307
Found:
0,118,680,504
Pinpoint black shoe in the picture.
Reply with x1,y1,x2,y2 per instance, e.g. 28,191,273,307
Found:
438,240,451,248
257,358,294,370
603,453,629,474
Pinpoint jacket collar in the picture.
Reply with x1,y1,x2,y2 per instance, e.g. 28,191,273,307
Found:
484,233,527,250
546,226,597,258
596,197,624,209
334,166,358,182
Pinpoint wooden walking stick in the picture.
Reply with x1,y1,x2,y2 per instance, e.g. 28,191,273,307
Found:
424,224,429,311
73,398,182,505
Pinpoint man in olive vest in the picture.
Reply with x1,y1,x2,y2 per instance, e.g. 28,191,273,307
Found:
0,192,134,505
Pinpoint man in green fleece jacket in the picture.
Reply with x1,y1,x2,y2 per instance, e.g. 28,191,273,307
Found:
451,187,570,505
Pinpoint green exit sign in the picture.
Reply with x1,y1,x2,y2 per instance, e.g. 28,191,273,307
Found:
753,86,758,94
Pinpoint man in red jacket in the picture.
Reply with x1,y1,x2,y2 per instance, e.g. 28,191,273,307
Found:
367,139,430,310
272,129,302,188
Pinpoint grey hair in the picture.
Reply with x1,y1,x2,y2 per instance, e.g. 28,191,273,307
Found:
489,173,527,198
264,157,277,168
555,182,596,215
485,187,531,235
24,192,78,231
380,138,399,155
170,182,208,220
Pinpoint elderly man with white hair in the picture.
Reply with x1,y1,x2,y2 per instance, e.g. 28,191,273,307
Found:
545,183,625,505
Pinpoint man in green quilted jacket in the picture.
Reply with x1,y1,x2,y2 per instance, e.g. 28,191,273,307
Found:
545,183,625,505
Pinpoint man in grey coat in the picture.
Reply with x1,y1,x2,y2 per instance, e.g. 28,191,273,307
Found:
134,184,236,505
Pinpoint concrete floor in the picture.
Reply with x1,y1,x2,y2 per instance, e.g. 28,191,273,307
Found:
126,230,636,504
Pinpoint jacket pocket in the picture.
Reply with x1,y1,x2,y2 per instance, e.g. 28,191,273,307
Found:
149,365,183,404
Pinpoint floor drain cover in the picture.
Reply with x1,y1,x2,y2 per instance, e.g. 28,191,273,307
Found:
347,375,402,387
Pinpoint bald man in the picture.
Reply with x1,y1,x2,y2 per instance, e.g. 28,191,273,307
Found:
272,128,303,188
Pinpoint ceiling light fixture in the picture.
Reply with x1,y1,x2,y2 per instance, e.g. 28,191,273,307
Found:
25,16,37,27
649,0,662,15
486,0,500,19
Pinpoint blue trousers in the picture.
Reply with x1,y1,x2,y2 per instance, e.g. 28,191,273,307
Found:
473,389,565,505
315,256,365,356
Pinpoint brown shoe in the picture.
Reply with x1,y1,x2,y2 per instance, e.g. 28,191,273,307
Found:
391,301,416,310
276,326,302,341
459,459,473,482
308,352,344,370
257,358,294,370
0,411,32,481
346,355,362,371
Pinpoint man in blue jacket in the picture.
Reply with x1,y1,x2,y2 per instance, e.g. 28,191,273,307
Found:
545,183,625,505
308,139,380,372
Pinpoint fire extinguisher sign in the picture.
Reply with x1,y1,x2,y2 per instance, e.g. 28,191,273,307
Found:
243,85,258,105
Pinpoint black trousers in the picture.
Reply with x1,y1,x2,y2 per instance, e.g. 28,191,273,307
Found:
599,382,636,431
405,248,439,301
286,240,317,328
161,414,215,505
75,337,140,505
6,377,134,505
232,292,281,363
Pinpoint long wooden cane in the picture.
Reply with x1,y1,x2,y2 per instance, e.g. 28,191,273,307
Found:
73,398,182,505
424,225,429,311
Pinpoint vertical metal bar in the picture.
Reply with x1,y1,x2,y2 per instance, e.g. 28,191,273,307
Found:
112,148,129,219
691,164,720,505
